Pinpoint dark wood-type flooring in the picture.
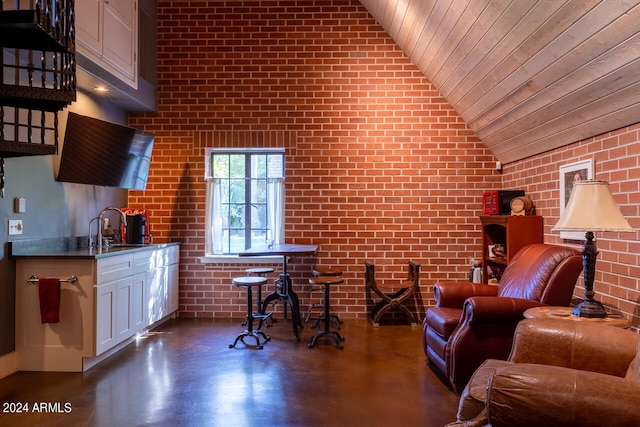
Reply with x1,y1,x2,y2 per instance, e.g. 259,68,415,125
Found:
0,318,459,426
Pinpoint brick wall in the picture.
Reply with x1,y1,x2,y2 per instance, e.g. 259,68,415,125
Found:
128,1,639,330
502,124,640,330
128,0,499,321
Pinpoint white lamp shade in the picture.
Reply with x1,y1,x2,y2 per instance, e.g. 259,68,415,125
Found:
553,180,633,232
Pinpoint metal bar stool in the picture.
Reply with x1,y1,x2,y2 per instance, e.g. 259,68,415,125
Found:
305,266,344,329
308,275,345,349
229,276,271,349
245,267,274,328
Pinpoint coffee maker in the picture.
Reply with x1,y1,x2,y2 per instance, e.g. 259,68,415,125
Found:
125,214,148,245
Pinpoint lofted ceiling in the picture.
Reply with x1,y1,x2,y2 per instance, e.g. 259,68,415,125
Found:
359,0,640,164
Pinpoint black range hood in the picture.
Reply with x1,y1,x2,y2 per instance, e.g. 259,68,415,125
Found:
57,113,155,190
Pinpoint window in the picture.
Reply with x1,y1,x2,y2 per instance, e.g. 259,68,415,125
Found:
205,148,285,255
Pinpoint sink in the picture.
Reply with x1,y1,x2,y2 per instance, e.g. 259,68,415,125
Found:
100,244,151,253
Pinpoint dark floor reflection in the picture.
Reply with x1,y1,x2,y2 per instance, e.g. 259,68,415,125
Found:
0,319,459,426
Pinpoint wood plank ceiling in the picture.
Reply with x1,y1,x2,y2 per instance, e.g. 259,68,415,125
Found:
359,0,640,163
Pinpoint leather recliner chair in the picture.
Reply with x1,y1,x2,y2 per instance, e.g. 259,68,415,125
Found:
423,243,582,392
447,318,640,427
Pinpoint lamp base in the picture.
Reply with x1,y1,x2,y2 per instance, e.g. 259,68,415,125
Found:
571,300,607,318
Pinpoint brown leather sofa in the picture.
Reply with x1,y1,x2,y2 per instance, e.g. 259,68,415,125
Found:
447,318,640,427
423,243,582,392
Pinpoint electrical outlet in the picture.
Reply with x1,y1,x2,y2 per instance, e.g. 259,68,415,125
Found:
9,220,23,235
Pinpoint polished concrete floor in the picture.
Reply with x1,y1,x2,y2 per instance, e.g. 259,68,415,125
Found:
0,318,459,427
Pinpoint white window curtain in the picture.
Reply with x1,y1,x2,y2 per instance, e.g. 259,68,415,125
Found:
205,178,223,255
206,177,284,255
267,177,285,245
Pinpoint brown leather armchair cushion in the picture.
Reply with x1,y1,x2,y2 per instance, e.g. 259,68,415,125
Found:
423,244,582,392
485,363,640,427
448,318,640,427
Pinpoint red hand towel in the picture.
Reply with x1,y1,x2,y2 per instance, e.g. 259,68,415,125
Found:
38,278,61,323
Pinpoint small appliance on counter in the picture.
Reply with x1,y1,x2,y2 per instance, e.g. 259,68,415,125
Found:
121,208,152,244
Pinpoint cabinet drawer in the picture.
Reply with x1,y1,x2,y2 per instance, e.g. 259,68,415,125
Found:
133,251,152,274
167,245,179,264
97,254,134,283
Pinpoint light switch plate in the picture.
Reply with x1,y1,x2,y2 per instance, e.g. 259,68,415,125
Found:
9,220,23,235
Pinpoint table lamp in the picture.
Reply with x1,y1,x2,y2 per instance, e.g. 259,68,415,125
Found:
552,180,633,318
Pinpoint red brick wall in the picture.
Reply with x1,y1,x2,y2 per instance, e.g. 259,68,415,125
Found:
128,1,639,330
129,0,499,320
502,124,640,330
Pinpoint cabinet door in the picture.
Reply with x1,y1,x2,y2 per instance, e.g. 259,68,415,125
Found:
76,0,103,57
167,262,179,314
75,0,138,86
103,0,137,82
115,276,135,344
146,266,166,325
95,281,117,355
132,272,146,331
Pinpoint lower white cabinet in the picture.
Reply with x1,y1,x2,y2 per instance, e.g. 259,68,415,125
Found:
95,280,117,355
116,276,136,346
168,262,179,313
137,244,180,326
95,273,142,355
95,252,135,355
95,245,180,355
132,272,146,333
146,266,163,324
15,244,180,372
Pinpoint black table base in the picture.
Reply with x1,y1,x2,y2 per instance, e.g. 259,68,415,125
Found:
261,273,302,340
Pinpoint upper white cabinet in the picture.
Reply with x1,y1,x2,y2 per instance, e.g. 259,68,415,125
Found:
76,0,139,88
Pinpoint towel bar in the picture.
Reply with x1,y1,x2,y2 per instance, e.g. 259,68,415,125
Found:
27,275,78,284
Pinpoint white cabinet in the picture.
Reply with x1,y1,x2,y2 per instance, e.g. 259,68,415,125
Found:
76,0,139,87
168,262,179,313
95,280,117,355
95,252,135,355
132,272,146,332
115,275,135,344
96,274,138,355
146,265,164,324
143,245,180,325
95,246,180,355
15,244,179,371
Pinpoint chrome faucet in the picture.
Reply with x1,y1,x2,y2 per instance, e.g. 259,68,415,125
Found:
96,206,127,248
88,216,105,248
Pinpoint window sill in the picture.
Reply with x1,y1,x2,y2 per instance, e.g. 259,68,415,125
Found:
199,255,284,264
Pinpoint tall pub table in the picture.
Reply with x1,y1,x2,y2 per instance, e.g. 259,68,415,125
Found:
239,243,319,340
